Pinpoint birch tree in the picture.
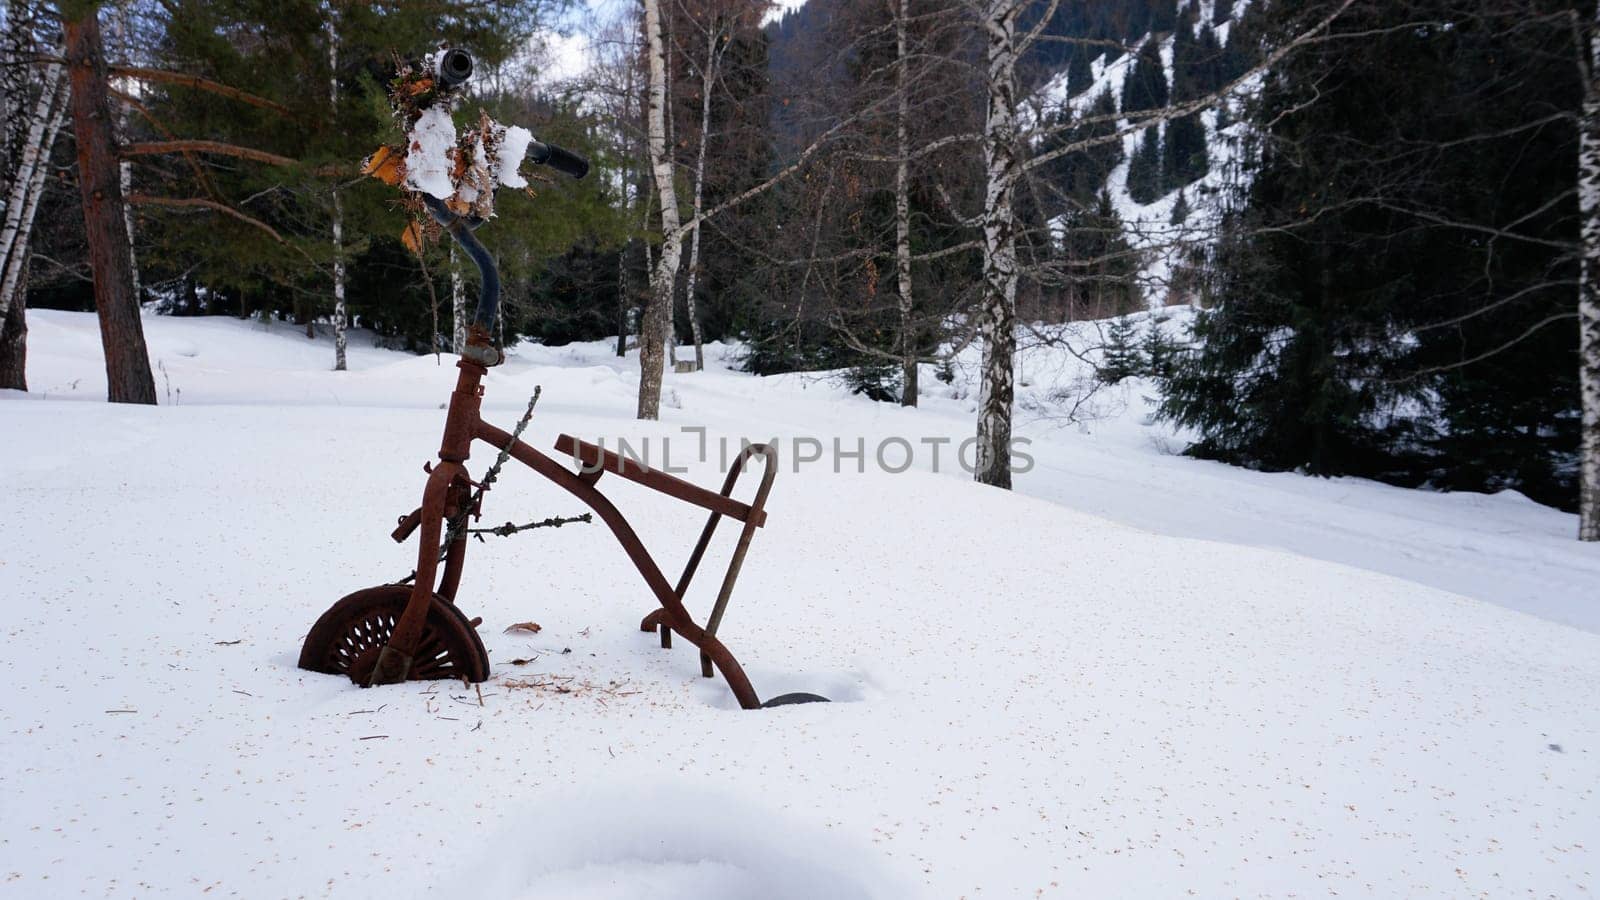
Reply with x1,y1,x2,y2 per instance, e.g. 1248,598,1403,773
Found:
450,245,467,354
0,8,68,390
326,11,347,371
638,0,683,419
679,14,733,372
892,0,916,405
1579,2,1600,541
973,0,1022,487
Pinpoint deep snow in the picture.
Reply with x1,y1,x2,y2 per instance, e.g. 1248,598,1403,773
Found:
2,310,1596,898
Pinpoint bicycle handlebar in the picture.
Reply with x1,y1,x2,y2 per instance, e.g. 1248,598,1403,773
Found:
411,48,590,364
528,140,590,179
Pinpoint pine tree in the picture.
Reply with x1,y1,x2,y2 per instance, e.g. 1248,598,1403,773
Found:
1059,189,1142,319
1099,316,1142,384
1149,0,1178,35
1169,189,1190,225
1126,126,1163,204
1037,90,1123,207
1214,0,1235,25
1159,0,1583,508
1162,112,1209,191
1066,47,1094,98
1120,39,1169,115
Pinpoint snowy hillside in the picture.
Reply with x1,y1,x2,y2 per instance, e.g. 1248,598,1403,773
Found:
2,311,1597,897
1028,0,1254,306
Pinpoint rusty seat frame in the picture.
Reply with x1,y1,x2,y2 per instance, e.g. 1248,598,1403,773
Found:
375,357,780,709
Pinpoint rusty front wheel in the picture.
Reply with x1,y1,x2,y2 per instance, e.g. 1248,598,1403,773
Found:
298,585,489,685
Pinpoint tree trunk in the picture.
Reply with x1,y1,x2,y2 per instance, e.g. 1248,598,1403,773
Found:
1,55,66,325
616,238,629,357
974,0,1021,487
665,8,678,368
1580,5,1600,541
112,0,140,305
450,244,467,353
0,257,26,391
67,11,155,404
639,0,684,420
683,24,725,374
331,189,348,370
327,16,347,371
894,0,917,406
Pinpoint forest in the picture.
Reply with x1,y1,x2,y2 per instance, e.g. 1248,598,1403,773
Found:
3,0,1597,535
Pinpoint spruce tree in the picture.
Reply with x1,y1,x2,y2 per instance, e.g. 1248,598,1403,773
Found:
1126,125,1163,204
1066,47,1094,98
1120,39,1169,115
1149,0,1179,35
1060,190,1142,318
1099,316,1142,384
1169,189,1190,225
1038,90,1123,207
1158,0,1583,508
1162,113,1209,191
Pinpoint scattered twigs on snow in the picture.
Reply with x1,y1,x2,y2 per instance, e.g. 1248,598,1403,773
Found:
499,676,640,701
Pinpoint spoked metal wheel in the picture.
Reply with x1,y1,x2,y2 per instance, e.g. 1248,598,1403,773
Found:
298,585,489,685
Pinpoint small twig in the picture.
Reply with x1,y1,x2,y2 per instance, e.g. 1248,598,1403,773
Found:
105,709,137,714
214,639,241,646
359,735,388,741
231,690,252,697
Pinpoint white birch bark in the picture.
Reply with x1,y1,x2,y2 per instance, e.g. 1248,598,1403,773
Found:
1579,4,1600,540
325,14,348,371
894,0,916,406
974,0,1021,488
665,8,678,367
0,58,66,322
111,0,139,304
450,244,466,354
683,23,727,373
638,0,684,419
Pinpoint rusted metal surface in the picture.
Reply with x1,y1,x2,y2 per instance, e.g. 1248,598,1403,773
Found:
299,585,489,684
554,434,766,526
299,94,798,704
299,351,787,707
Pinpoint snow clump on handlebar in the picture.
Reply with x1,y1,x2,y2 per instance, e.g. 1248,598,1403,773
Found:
360,47,538,221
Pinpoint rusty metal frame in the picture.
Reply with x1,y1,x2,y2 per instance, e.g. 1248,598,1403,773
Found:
376,358,778,710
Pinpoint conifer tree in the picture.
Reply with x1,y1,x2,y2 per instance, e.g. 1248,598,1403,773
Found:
1162,113,1209,191
1169,189,1190,225
1120,38,1169,115
1066,47,1094,98
1159,0,1583,509
1126,126,1163,204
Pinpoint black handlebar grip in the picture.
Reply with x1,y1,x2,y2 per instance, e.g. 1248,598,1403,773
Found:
530,141,590,180
436,48,473,89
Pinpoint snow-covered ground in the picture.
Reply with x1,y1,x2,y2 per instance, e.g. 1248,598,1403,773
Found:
2,310,1597,898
